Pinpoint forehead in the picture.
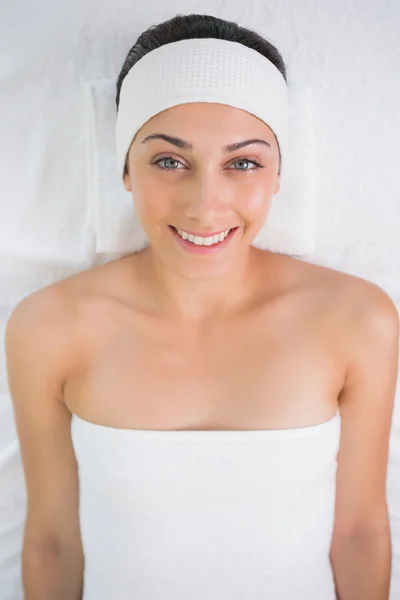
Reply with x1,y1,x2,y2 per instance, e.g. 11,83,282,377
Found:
137,102,276,143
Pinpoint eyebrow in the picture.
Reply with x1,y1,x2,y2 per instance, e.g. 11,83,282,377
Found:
141,133,271,152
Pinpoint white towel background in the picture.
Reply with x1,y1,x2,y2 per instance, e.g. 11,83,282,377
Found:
0,1,399,599
84,78,317,256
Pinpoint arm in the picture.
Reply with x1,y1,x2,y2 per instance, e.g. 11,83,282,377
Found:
5,289,84,600
330,283,399,600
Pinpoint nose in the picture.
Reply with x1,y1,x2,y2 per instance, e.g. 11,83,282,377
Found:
181,172,231,223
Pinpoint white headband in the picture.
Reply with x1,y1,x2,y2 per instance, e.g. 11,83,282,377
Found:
115,37,289,181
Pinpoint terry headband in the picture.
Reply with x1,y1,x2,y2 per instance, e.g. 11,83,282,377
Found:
115,37,289,181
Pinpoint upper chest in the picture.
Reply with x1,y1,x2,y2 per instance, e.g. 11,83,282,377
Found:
64,274,349,429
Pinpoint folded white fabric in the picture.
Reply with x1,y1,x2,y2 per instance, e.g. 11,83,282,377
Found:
84,77,316,256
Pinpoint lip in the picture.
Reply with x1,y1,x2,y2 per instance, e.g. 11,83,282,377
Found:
171,226,237,237
169,225,239,254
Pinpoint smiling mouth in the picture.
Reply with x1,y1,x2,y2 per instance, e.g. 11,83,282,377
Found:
170,226,239,245
168,224,240,254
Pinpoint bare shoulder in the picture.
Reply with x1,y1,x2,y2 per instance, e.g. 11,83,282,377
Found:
6,281,71,344
5,282,79,392
286,256,399,387
288,256,399,399
329,266,397,328
7,256,127,327
6,275,79,342
288,255,399,322
5,257,134,372
4,257,118,369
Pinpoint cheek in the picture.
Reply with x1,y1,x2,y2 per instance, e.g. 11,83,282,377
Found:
239,186,272,217
130,172,173,220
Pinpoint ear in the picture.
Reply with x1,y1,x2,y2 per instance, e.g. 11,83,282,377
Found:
123,163,131,192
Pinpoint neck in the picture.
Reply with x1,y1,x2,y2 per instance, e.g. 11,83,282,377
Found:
136,244,266,324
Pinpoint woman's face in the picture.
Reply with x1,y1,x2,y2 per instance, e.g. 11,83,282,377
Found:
123,102,281,278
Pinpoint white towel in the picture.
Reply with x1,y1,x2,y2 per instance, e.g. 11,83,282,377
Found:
84,78,317,257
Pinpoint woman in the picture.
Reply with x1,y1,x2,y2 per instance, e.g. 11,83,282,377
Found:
5,12,398,600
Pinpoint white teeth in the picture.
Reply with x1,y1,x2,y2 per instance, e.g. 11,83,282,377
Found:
175,228,232,246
